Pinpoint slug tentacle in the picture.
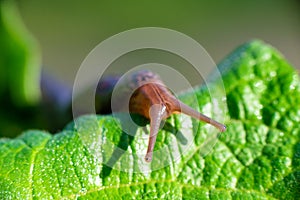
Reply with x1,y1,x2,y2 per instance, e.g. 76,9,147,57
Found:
177,101,226,132
145,104,167,162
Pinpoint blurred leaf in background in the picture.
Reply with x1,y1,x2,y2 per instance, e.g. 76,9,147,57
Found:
0,0,71,137
0,0,41,137
0,0,41,106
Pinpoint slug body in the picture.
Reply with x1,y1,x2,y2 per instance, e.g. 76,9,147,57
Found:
97,70,226,162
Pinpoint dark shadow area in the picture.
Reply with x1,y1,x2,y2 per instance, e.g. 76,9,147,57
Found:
100,113,187,179
100,130,135,179
163,121,187,145
100,114,142,179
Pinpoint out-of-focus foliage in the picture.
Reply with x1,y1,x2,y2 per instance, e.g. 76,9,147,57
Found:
0,0,41,106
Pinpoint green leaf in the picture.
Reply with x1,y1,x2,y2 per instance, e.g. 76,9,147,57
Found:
1,40,299,199
0,0,41,106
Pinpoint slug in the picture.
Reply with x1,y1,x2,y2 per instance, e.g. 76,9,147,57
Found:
96,70,226,162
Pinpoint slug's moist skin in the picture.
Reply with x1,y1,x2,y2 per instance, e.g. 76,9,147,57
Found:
96,70,226,162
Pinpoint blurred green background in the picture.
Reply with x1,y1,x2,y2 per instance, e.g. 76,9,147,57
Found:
17,0,300,85
1,0,300,137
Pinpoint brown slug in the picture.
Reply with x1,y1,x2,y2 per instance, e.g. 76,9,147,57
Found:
96,70,226,162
